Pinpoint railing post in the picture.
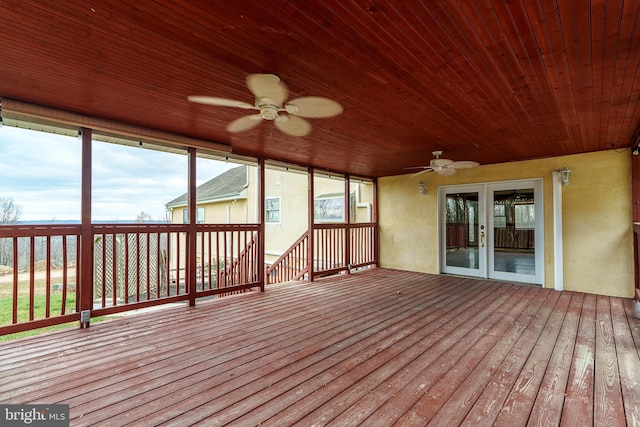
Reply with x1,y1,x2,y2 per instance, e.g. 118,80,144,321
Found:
187,147,197,306
79,127,93,328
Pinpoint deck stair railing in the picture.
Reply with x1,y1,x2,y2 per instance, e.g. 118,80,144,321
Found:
219,231,259,294
266,231,309,285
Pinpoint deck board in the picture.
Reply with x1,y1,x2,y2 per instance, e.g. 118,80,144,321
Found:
1,268,639,426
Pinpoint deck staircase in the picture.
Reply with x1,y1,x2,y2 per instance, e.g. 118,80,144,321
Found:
266,231,309,285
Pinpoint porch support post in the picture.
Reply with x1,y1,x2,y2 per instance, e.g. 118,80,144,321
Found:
258,158,265,291
633,148,640,222
79,127,93,328
373,177,379,267
632,140,640,307
344,175,351,272
307,168,314,282
552,171,564,291
187,147,197,306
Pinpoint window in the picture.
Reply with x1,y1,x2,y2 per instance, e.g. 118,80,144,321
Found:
266,197,280,223
182,207,205,223
494,204,506,228
314,196,344,222
314,193,357,223
515,204,535,229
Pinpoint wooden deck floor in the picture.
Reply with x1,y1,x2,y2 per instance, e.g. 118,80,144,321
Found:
1,268,640,426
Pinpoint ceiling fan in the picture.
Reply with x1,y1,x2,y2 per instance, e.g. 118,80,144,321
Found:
409,151,479,176
188,74,343,137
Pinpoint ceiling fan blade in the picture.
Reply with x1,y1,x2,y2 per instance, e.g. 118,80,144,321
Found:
437,168,457,176
188,96,254,109
226,114,263,133
451,160,480,169
285,97,343,118
412,168,432,177
274,115,311,137
246,74,288,106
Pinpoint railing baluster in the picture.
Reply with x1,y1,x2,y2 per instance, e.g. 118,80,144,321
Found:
12,237,18,324
45,236,51,318
101,234,106,308
29,236,35,321
112,234,118,308
61,235,68,315
146,232,151,299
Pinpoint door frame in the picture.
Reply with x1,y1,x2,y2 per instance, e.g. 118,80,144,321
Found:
438,179,544,284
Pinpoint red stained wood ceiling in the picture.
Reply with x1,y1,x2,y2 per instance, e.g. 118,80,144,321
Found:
0,1,638,178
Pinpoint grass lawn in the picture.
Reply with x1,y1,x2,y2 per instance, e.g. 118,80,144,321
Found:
0,292,77,326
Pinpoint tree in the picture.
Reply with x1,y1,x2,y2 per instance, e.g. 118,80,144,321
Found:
0,197,22,266
0,197,22,224
135,210,153,223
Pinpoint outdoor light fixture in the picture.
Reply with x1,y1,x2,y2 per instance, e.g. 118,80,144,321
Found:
418,180,426,195
557,166,571,186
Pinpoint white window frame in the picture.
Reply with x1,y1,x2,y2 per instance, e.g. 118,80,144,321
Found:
266,197,281,224
182,207,205,224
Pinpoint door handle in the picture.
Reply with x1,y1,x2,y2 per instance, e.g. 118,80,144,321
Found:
480,231,485,247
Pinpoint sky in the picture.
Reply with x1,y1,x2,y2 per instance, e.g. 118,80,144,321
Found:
0,126,236,222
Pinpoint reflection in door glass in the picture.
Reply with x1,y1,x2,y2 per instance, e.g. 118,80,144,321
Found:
445,193,479,269
493,189,535,275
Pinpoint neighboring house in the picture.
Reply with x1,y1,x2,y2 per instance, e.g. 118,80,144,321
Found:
165,165,251,225
165,165,374,266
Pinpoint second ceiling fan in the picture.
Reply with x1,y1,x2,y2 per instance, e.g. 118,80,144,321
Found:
189,74,343,137
409,151,479,176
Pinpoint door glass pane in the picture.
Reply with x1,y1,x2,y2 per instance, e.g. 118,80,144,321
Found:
445,193,479,269
493,189,535,275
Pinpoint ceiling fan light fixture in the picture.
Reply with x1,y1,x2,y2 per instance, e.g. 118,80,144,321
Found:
259,104,279,120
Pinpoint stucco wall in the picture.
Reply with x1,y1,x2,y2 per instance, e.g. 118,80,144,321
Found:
378,150,633,298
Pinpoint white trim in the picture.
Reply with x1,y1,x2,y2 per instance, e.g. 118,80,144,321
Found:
265,196,282,224
552,171,564,291
438,184,486,278
438,179,544,285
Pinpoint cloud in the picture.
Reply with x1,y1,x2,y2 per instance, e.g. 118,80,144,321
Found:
0,126,236,222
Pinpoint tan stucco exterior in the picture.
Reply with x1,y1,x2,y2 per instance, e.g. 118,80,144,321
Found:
169,167,374,264
378,150,633,298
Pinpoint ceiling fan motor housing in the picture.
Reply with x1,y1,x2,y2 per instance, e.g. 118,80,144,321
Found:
257,97,280,120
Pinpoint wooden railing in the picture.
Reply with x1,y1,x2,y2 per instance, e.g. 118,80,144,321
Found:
266,231,309,284
266,223,377,285
0,220,376,334
210,225,260,295
91,224,190,312
314,222,377,278
0,224,82,333
0,223,262,335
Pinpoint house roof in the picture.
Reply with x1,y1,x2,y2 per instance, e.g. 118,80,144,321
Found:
0,2,639,177
165,165,247,208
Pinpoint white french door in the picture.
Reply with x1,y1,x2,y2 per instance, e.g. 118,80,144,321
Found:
439,180,543,284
